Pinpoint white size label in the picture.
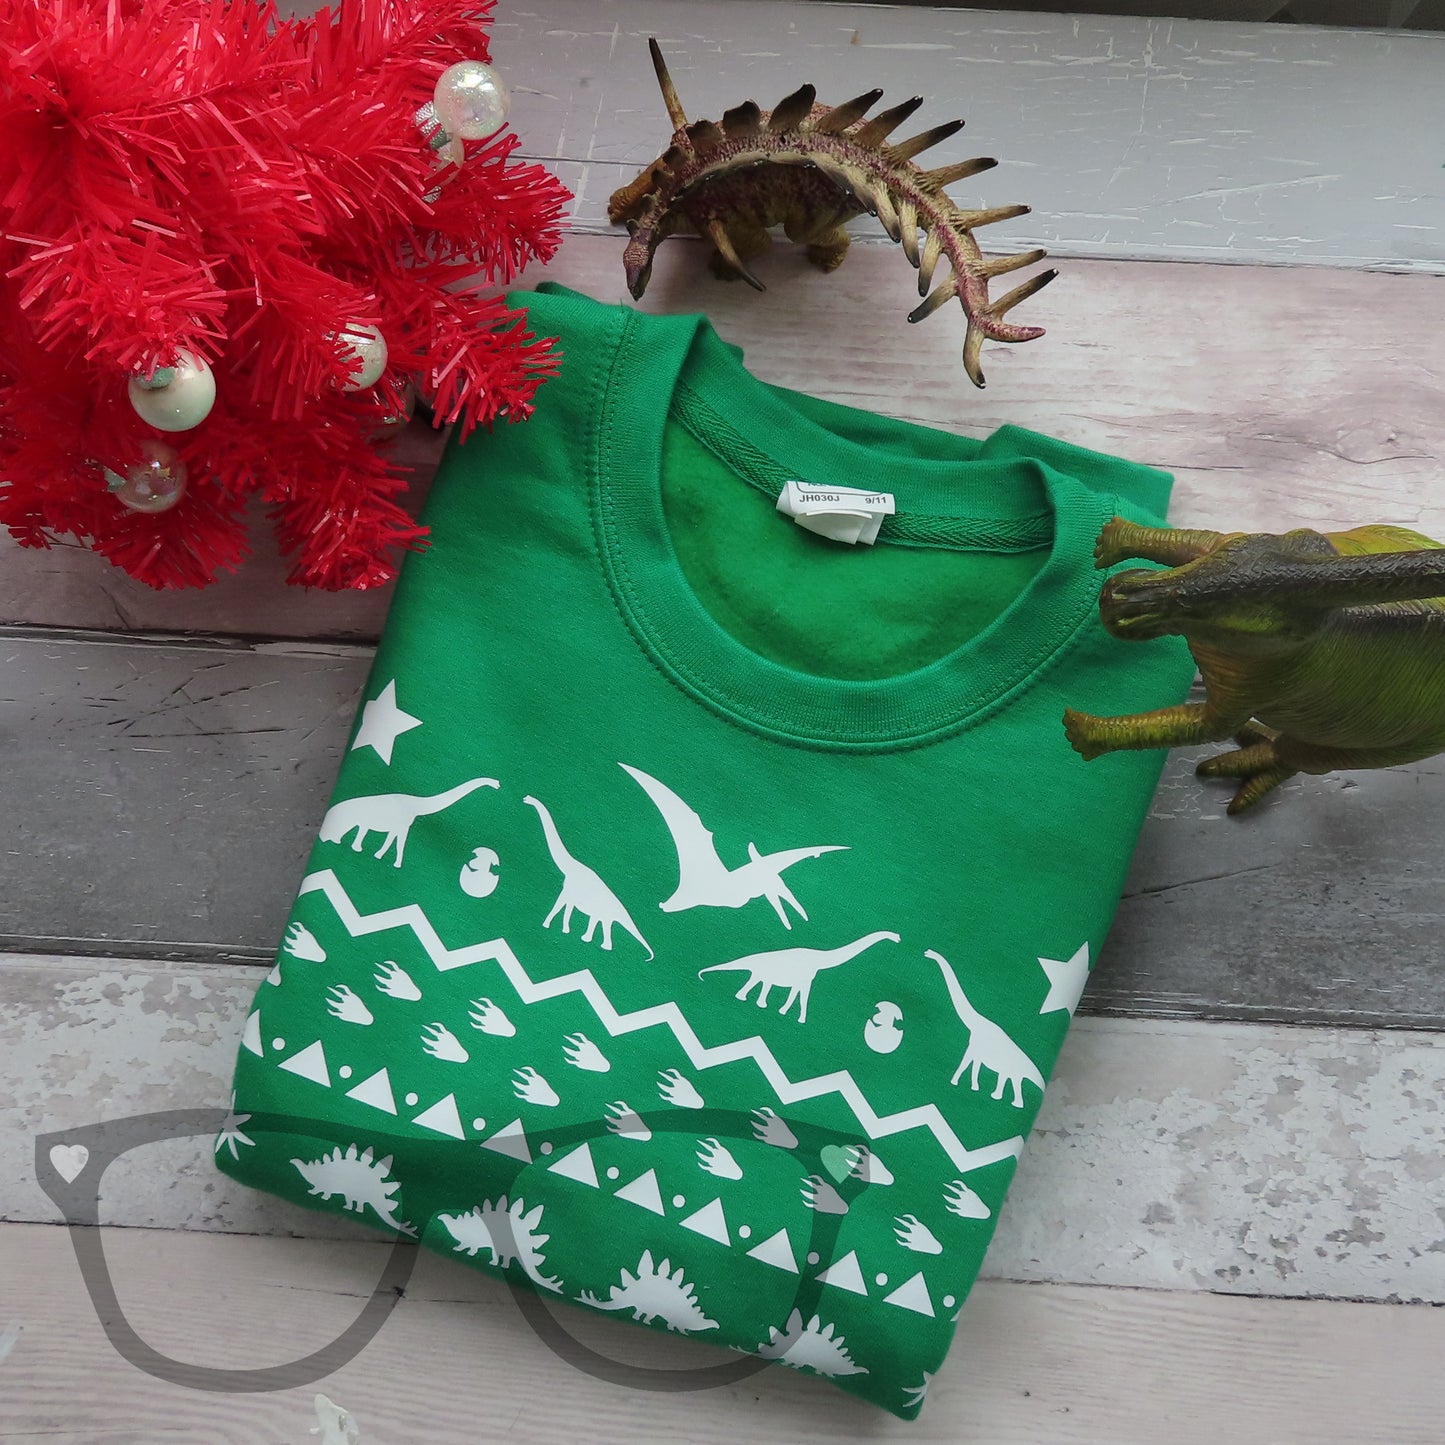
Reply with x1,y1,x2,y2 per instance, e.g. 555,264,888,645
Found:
776,480,895,546
782,480,896,516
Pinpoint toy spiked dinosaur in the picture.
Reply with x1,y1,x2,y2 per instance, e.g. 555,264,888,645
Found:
1064,518,1445,814
608,40,1056,386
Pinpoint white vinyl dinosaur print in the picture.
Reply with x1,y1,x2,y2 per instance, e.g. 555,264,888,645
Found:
290,1144,415,1235
698,932,899,1024
523,795,654,959
320,779,498,868
437,1196,563,1292
928,950,1047,1107
620,763,847,929
579,1251,718,1333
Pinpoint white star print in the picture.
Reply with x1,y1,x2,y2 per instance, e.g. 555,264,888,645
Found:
350,679,422,765
1038,942,1091,1015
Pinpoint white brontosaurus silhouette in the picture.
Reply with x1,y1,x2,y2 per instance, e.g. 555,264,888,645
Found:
320,779,498,868
698,932,899,1023
620,764,846,930
928,950,1046,1107
524,795,654,959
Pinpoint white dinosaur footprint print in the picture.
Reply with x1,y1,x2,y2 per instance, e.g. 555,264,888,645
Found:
373,959,422,1001
321,778,499,869
801,1175,849,1215
421,1023,469,1063
468,997,516,1036
893,1215,943,1254
562,1032,610,1072
325,985,374,1026
657,1069,704,1109
944,1179,991,1220
284,921,326,962
929,949,1047,1107
513,1066,560,1107
752,1107,798,1150
605,1101,652,1141
902,1372,934,1409
696,1138,743,1180
846,1145,894,1185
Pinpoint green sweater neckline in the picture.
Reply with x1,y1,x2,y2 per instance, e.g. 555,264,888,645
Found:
548,286,1117,750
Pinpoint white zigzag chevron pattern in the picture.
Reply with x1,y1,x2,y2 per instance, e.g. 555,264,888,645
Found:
298,870,1025,1176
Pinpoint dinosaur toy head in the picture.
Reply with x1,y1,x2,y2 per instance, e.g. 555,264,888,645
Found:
608,40,1056,387
1064,517,1445,814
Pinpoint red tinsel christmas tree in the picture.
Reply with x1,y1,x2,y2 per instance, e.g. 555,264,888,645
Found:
0,0,570,589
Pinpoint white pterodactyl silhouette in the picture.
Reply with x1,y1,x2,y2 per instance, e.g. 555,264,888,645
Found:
619,764,847,929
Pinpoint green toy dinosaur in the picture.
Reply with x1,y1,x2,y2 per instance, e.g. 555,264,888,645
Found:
1063,517,1445,814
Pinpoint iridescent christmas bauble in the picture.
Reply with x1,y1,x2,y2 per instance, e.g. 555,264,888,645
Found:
104,440,189,513
336,323,388,392
127,350,216,432
433,61,510,142
373,380,418,437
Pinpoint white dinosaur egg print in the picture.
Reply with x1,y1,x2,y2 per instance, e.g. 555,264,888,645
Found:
864,1001,904,1054
459,846,501,898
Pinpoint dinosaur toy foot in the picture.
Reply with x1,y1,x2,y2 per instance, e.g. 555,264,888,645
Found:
1195,724,1298,814
1062,707,1110,762
1094,517,1224,571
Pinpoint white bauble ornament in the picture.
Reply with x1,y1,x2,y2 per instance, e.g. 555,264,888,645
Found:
104,439,188,514
432,61,510,142
336,324,388,392
127,350,215,432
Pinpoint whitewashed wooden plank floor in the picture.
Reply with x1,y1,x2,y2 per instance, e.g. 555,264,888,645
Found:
492,0,1445,269
7,1223,1445,1444
4,2,1445,1439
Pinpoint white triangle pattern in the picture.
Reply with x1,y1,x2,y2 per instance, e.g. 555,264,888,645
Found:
884,1271,935,1317
614,1167,665,1215
480,1117,531,1162
815,1249,868,1296
346,1068,398,1115
412,1093,465,1139
745,1228,799,1274
277,1040,330,1087
548,1142,599,1187
678,1197,729,1245
241,1011,263,1057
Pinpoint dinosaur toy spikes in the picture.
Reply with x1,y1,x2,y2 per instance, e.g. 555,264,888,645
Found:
650,35,689,130
608,40,1055,386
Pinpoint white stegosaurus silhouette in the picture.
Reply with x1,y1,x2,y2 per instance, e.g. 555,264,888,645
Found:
579,1250,718,1334
753,1309,868,1377
437,1196,564,1292
290,1144,416,1236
